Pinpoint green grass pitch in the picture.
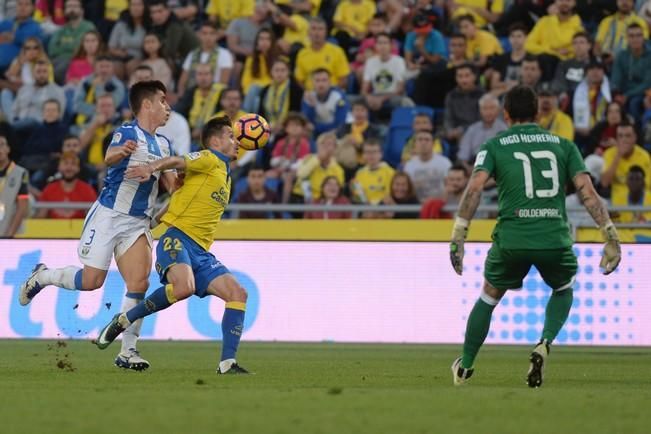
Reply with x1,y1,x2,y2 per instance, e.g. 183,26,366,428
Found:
1,340,649,434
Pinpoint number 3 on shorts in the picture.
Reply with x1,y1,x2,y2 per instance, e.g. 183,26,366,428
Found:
162,237,182,251
84,229,96,246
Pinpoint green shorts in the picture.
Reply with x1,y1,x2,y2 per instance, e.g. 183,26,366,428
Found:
484,243,578,291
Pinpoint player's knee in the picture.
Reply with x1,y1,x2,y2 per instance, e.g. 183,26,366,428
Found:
83,274,105,290
232,285,247,303
175,281,196,300
126,278,148,294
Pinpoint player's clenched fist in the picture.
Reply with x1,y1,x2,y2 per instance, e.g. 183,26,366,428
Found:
117,139,138,157
450,218,469,275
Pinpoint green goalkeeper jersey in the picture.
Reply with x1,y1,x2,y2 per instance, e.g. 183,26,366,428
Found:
474,123,588,250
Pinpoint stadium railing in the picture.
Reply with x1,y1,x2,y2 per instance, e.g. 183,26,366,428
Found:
29,201,651,229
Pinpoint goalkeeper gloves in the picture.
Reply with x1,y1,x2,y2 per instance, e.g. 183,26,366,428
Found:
600,221,621,275
450,217,469,275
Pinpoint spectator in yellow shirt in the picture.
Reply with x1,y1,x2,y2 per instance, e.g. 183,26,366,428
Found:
601,122,651,198
241,28,280,112
449,0,504,28
352,138,395,205
612,165,651,223
267,2,309,56
206,0,255,29
457,14,503,68
595,0,649,59
332,0,376,58
524,0,584,61
294,17,351,90
291,131,345,205
275,0,322,16
537,87,575,141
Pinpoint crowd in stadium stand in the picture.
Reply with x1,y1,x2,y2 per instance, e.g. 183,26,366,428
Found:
0,0,651,234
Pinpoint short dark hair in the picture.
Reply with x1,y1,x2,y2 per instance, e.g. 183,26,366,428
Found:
627,22,643,32
248,163,265,173
63,134,79,142
134,64,153,74
351,99,369,111
522,54,541,66
455,62,476,76
201,116,232,149
450,32,466,41
456,14,475,25
147,0,168,8
572,30,591,43
96,54,113,63
507,22,528,35
363,137,382,149
311,67,330,77
504,85,538,123
629,165,646,179
617,120,638,138
199,21,219,31
449,163,469,177
375,32,392,42
43,98,61,110
129,80,167,115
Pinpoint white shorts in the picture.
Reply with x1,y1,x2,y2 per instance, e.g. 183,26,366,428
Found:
78,202,153,270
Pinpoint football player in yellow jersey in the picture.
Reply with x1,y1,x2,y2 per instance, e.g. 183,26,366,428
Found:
95,116,251,374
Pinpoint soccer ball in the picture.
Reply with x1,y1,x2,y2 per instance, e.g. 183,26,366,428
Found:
233,113,270,150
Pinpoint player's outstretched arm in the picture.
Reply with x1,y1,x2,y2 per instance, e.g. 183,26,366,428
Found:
573,173,622,275
125,156,187,183
450,170,490,275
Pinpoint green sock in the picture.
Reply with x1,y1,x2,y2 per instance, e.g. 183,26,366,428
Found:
461,295,498,369
542,289,573,343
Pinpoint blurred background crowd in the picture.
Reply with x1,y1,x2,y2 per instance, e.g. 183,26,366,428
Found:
0,0,650,235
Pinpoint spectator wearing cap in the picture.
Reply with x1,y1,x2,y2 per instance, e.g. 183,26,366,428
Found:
456,14,503,68
551,31,593,104
611,23,651,123
404,14,446,79
595,0,649,60
538,86,575,141
294,17,350,90
37,151,97,219
48,0,96,83
573,60,611,143
72,55,126,130
0,0,42,75
332,0,376,59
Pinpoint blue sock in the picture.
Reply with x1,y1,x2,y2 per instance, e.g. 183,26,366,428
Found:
221,302,246,361
125,292,145,301
74,270,83,290
126,284,176,323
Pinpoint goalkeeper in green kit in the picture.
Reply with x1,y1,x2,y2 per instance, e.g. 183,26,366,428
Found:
449,86,622,388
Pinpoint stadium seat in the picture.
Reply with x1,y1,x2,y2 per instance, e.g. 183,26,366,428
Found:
384,106,435,167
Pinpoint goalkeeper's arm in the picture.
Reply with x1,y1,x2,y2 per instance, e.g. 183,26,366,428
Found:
573,172,621,274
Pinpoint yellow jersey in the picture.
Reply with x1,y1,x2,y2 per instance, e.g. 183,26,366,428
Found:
241,56,272,94
294,42,351,90
611,189,651,223
283,14,310,47
525,14,584,60
352,162,395,204
162,150,231,251
538,110,574,141
333,0,376,36
596,12,649,55
276,0,322,16
466,30,503,61
206,0,255,27
602,145,651,199
292,154,345,198
451,0,504,27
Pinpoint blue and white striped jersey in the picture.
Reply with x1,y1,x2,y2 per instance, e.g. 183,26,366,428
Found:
98,121,173,218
